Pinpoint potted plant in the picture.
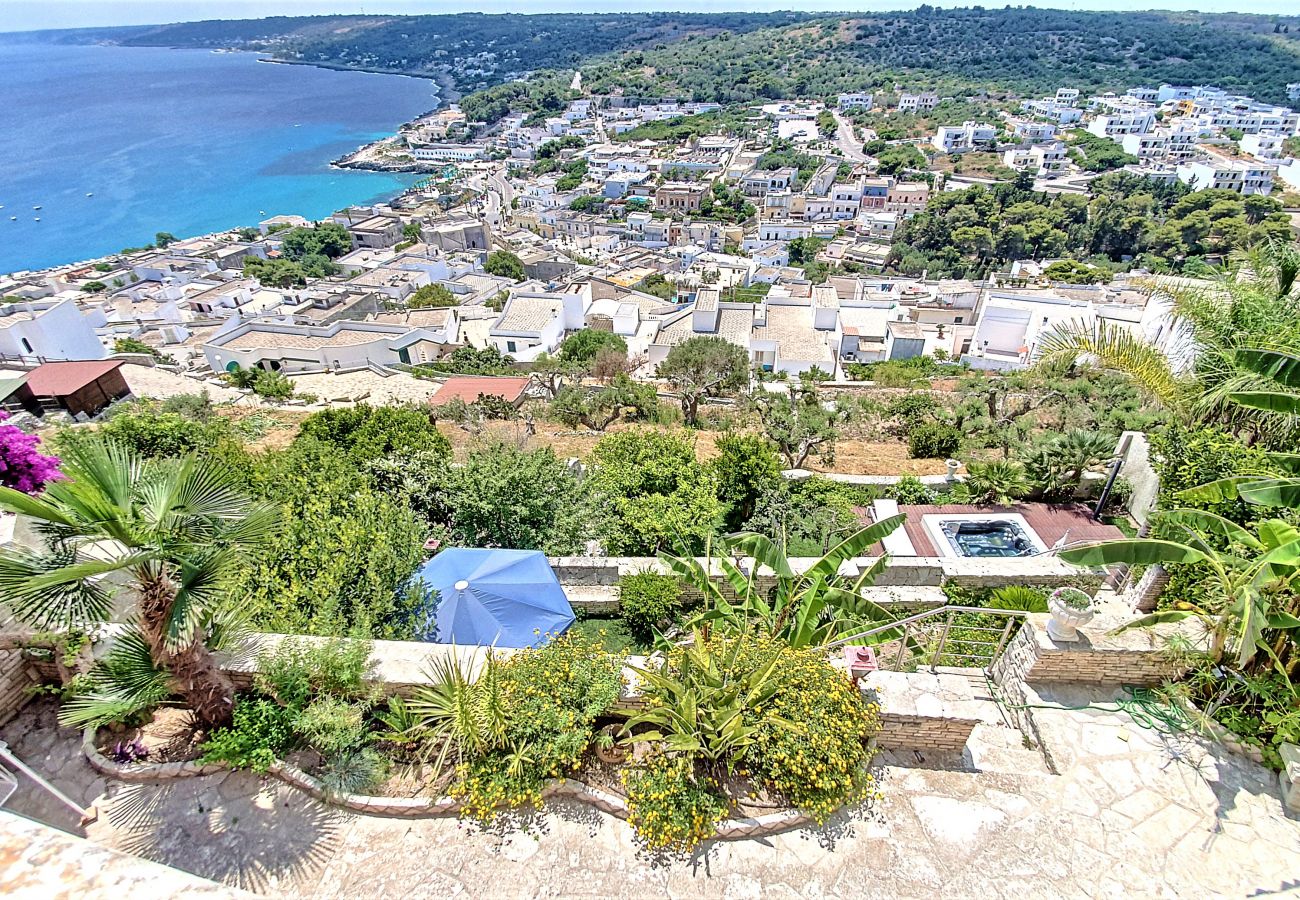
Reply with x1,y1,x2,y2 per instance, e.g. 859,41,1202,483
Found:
1046,587,1097,642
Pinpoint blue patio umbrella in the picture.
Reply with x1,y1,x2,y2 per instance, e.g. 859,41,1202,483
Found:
412,548,575,648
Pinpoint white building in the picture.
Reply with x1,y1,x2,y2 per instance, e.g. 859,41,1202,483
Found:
932,122,997,154
1240,133,1284,160
202,318,457,374
838,92,874,111
898,92,939,114
1087,109,1157,138
0,299,106,363
647,286,839,377
1003,141,1068,176
1021,100,1083,125
488,290,586,361
410,144,488,162
1176,149,1277,195
964,290,1095,371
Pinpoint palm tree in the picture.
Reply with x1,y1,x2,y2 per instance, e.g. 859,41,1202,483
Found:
964,459,1032,505
1038,241,1300,443
0,437,276,728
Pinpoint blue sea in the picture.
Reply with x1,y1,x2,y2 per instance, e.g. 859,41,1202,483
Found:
0,42,438,273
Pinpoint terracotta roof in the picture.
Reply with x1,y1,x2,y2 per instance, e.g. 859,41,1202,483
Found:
24,360,124,397
430,376,530,406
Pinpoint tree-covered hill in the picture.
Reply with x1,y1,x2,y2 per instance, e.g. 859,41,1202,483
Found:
31,8,1300,108
580,8,1300,105
59,12,818,94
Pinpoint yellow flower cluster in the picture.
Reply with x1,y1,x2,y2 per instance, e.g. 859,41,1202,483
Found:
622,754,727,855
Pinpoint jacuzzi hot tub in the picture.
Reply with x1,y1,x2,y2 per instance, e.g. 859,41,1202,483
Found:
921,512,1049,559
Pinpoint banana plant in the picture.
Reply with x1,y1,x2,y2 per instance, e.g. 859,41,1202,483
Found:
1185,349,1300,509
1059,509,1300,669
658,515,907,649
623,630,792,771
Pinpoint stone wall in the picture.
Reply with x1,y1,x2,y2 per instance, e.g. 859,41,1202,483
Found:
548,553,1094,601
0,611,37,727
862,670,982,755
991,612,1197,690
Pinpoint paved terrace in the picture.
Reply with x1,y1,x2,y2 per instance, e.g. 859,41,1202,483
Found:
3,688,1297,899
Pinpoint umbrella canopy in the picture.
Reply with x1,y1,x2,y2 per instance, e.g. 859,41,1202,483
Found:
412,548,575,648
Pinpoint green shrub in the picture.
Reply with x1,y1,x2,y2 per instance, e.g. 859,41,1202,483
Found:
908,422,962,459
884,393,940,435
731,635,880,822
452,630,623,822
888,475,936,505
298,404,450,463
619,572,684,641
199,699,296,772
622,754,728,854
294,697,369,754
256,638,375,710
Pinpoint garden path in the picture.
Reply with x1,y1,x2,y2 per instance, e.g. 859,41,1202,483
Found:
1,696,1297,898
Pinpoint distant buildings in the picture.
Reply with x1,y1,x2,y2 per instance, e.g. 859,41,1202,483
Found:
838,92,874,111
0,299,105,363
410,144,488,162
897,92,939,114
931,122,997,154
1176,147,1277,195
654,182,709,213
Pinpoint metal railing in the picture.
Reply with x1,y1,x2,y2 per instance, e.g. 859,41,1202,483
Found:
824,605,1029,673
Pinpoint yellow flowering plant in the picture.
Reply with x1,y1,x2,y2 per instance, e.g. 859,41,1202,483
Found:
450,630,623,822
622,753,728,855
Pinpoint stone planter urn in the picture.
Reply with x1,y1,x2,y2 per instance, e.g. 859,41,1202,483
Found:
1046,587,1097,642
945,459,961,480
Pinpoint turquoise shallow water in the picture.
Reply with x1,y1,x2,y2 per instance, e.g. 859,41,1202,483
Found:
0,42,437,273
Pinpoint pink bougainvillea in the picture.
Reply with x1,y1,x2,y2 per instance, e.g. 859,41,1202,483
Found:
0,411,61,495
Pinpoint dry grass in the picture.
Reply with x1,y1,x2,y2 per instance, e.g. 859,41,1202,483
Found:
435,418,948,475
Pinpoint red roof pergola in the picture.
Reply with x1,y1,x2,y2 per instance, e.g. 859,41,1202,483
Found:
24,360,126,398
430,376,531,406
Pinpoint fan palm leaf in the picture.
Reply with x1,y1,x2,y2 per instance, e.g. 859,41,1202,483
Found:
0,435,275,728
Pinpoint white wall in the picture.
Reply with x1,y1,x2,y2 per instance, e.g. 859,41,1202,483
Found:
0,299,106,361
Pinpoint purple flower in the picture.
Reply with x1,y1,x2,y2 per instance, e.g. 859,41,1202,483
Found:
0,411,61,495
110,739,148,764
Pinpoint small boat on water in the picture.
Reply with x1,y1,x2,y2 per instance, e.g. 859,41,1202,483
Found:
86,192,94,197
33,217,41,222
32,205,41,210
9,216,16,221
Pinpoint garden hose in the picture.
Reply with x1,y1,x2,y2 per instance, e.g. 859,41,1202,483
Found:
983,673,1197,735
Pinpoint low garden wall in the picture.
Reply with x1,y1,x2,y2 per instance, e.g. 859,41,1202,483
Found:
861,671,982,755
991,612,1198,689
990,612,1205,774
81,731,817,837
548,554,1097,607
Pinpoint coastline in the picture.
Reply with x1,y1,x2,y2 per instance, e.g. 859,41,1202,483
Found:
257,56,461,108
258,56,465,177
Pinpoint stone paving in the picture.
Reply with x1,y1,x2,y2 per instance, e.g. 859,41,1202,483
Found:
2,696,1298,899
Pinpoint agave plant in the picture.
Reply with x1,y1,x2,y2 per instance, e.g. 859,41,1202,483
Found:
0,436,277,729
401,652,508,770
1059,508,1300,670
623,629,790,773
660,515,906,649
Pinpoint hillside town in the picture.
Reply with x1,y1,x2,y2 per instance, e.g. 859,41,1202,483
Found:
3,81,1298,406
4,55,1300,900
